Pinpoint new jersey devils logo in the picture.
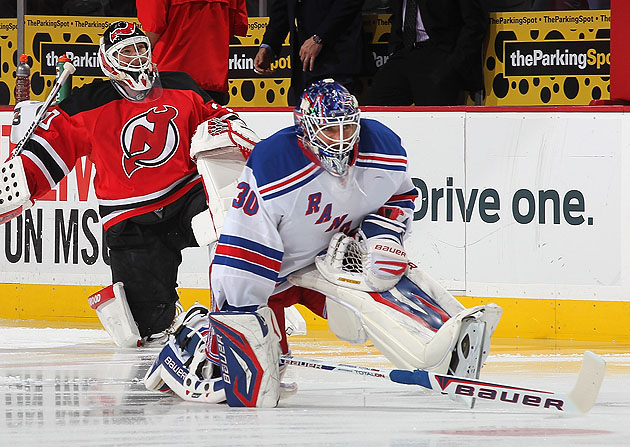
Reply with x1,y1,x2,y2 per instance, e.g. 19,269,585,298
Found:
120,105,180,178
110,22,136,42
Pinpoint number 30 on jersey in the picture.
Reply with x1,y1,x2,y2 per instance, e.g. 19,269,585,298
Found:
232,181,259,215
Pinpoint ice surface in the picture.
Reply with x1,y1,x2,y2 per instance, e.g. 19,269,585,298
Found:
0,323,629,447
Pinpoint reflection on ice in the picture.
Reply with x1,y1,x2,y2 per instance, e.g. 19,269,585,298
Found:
0,326,629,446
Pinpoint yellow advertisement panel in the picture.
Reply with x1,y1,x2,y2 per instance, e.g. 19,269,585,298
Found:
0,16,292,107
485,10,611,105
1,15,392,107
0,19,18,105
225,17,291,107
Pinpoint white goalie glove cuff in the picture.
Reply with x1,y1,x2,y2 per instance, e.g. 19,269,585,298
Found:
190,115,260,161
315,231,408,292
364,235,408,290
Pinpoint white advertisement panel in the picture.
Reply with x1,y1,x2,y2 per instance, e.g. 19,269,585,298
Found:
366,111,467,293
0,109,627,303
464,113,623,300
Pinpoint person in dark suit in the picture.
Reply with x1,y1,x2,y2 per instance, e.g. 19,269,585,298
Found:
364,0,488,106
253,0,370,105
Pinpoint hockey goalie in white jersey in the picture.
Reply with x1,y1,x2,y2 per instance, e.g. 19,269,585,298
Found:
144,79,502,407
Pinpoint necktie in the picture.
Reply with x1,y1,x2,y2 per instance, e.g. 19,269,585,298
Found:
403,0,418,48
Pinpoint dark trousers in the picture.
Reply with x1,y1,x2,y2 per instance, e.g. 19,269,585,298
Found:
105,184,208,337
289,72,362,106
363,43,462,106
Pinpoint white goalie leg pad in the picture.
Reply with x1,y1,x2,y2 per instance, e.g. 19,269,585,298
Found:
191,208,217,247
0,156,33,225
325,297,367,344
194,149,246,236
289,264,502,373
209,306,282,408
88,283,141,348
404,265,466,317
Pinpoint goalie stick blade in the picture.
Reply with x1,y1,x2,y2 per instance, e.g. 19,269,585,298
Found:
408,351,606,414
566,350,606,414
282,352,606,414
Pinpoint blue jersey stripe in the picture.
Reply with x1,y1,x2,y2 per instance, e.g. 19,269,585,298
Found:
218,234,283,261
213,255,279,282
356,161,407,172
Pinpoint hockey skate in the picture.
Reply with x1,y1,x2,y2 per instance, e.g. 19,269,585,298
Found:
444,304,502,408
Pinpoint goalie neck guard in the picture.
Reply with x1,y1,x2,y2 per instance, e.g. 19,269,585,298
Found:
99,21,159,102
294,79,361,177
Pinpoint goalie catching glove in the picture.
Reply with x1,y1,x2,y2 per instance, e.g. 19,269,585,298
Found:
316,213,408,292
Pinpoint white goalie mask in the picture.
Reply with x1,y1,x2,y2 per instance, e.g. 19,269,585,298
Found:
294,79,361,177
98,21,158,101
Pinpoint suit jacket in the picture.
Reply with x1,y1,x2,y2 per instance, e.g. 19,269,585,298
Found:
262,0,368,94
389,0,488,91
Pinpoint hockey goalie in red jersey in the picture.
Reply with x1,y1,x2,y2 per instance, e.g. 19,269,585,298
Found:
0,21,258,346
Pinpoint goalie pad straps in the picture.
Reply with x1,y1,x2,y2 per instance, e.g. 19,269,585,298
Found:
88,283,141,348
0,156,33,225
209,306,282,408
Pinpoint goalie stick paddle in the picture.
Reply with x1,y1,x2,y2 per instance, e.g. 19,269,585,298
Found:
11,61,76,159
281,351,606,414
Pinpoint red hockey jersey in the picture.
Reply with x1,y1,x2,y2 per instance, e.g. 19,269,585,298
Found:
19,72,232,230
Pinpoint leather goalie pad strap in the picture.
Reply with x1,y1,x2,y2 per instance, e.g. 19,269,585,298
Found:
0,156,32,225
289,264,503,373
209,306,282,408
88,283,141,348
143,337,226,403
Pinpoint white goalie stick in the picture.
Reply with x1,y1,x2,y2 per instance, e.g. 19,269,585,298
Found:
281,351,606,414
11,61,76,159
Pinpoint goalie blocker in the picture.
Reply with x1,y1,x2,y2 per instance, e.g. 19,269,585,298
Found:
0,157,33,226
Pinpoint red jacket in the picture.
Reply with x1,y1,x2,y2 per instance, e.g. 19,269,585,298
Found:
137,0,248,93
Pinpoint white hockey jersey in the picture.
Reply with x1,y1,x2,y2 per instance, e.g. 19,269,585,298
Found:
210,118,418,309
